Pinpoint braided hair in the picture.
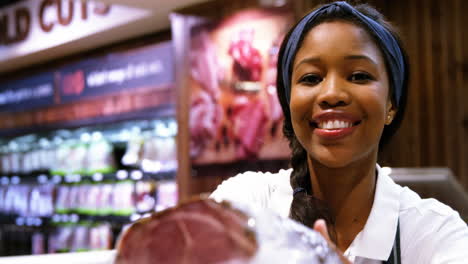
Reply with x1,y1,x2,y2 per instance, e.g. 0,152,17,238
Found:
276,2,410,242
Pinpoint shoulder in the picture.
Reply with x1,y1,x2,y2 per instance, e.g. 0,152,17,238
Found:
399,185,457,216
210,169,292,213
398,183,465,229
398,187,468,262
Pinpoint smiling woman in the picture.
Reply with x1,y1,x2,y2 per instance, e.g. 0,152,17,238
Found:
290,21,391,168
210,1,468,264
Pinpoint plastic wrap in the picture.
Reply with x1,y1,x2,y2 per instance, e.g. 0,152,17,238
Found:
225,200,342,264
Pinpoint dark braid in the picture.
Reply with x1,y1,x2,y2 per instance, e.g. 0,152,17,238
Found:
288,135,338,242
276,2,409,243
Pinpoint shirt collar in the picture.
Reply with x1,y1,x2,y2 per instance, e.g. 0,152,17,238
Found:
345,164,402,261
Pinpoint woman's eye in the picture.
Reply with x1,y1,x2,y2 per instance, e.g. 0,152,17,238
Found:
349,72,374,83
299,74,322,85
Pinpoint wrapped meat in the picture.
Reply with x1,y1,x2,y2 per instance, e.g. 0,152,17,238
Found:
189,90,223,157
115,198,342,264
229,96,267,159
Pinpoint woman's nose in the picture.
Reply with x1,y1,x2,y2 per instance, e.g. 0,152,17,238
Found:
316,75,351,108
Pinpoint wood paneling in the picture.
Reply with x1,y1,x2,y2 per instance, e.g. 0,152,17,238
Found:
375,0,468,191
457,0,468,188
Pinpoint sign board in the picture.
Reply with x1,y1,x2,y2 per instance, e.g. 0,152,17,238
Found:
0,72,55,112
58,42,174,103
0,0,151,63
0,41,173,112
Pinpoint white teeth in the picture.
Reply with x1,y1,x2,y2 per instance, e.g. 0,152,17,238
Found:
318,120,353,129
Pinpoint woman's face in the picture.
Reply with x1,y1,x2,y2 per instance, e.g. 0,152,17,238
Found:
290,21,393,168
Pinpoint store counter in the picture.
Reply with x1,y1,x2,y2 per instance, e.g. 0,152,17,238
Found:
0,250,115,264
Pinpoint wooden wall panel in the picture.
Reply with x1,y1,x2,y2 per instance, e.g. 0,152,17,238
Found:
401,0,422,167
458,0,468,188
440,0,454,180
376,0,468,190
442,0,461,185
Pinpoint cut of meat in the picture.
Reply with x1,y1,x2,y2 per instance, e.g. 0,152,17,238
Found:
266,84,283,125
115,199,257,264
190,29,221,99
228,29,263,82
189,90,223,157
230,96,267,159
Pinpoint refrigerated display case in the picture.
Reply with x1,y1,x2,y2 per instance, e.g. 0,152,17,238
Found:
0,40,179,257
0,118,179,256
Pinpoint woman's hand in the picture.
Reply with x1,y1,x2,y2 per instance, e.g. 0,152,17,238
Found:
313,219,353,264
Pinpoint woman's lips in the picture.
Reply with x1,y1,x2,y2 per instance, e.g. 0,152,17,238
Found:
313,124,359,140
310,111,361,140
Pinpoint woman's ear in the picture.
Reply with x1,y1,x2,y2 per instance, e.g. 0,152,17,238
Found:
385,100,396,125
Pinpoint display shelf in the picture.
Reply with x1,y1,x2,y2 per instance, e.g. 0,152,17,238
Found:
0,212,142,227
0,169,176,185
0,104,175,139
0,214,50,227
0,169,176,228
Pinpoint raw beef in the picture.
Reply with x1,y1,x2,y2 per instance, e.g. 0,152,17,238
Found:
189,29,223,157
190,29,221,100
114,199,257,264
228,29,263,82
229,96,267,159
189,90,223,157
265,37,284,126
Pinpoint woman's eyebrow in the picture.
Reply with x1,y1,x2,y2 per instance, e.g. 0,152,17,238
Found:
344,55,378,67
294,55,378,71
294,57,320,71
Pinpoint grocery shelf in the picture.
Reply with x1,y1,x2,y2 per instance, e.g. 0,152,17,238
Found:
0,169,176,184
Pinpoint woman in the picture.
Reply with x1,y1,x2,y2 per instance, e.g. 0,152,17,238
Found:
211,1,468,263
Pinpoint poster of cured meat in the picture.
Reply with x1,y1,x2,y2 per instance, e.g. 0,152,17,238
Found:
187,9,293,165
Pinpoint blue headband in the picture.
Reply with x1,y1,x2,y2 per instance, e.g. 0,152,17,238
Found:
281,1,405,107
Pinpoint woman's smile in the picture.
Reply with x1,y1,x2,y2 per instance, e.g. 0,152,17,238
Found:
310,110,362,140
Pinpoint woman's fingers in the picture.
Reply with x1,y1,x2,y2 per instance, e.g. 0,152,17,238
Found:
313,219,332,243
313,219,353,264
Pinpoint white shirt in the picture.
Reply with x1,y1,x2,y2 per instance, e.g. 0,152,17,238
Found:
210,165,468,263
